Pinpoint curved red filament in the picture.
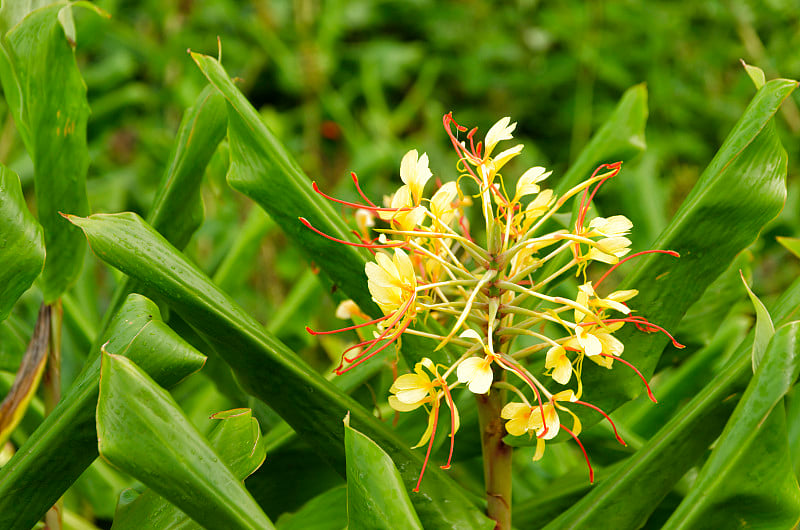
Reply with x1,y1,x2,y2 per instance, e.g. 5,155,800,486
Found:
598,353,657,403
562,425,594,483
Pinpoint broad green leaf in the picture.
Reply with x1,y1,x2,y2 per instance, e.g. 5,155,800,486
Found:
344,415,423,530
274,486,347,530
778,236,800,260
94,85,228,347
98,355,273,530
664,321,800,529
192,52,376,313
741,271,774,371
112,408,267,530
0,164,44,321
0,304,49,446
555,83,648,196
541,274,800,529
68,212,493,529
0,294,205,530
0,2,92,300
580,78,796,414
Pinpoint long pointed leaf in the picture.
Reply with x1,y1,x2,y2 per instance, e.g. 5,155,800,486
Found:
555,83,648,195
93,85,228,348
191,52,375,313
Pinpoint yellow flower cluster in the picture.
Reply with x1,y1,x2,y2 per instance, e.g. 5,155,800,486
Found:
305,113,681,489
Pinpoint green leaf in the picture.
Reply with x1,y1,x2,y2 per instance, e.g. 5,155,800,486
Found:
0,2,92,300
112,408,267,530
741,59,766,89
68,212,493,529
741,271,775,371
0,294,205,530
663,321,800,529
582,78,797,413
274,486,347,530
97,353,273,530
93,84,228,347
0,304,49,446
191,52,375,314
344,414,423,530
778,236,800,260
541,274,800,529
555,83,648,196
0,164,44,321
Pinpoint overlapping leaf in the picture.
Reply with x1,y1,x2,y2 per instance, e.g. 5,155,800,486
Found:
112,408,267,529
94,84,228,346
98,354,273,530
0,295,205,530
192,52,376,313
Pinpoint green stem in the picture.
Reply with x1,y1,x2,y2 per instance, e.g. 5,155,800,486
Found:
476,368,512,530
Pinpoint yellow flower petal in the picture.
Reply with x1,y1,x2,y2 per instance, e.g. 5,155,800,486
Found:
400,149,432,204
484,117,516,156
545,345,572,385
388,395,423,412
457,356,493,394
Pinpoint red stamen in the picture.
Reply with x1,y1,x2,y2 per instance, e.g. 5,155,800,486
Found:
562,425,594,483
299,217,406,248
440,383,457,469
443,113,480,182
600,317,685,349
305,313,392,336
594,249,680,288
350,172,378,208
457,214,474,242
311,182,405,212
413,402,440,492
336,299,415,373
598,353,657,403
338,320,413,375
575,400,626,446
577,162,622,229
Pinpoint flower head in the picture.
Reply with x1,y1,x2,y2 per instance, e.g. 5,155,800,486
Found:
304,112,683,490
